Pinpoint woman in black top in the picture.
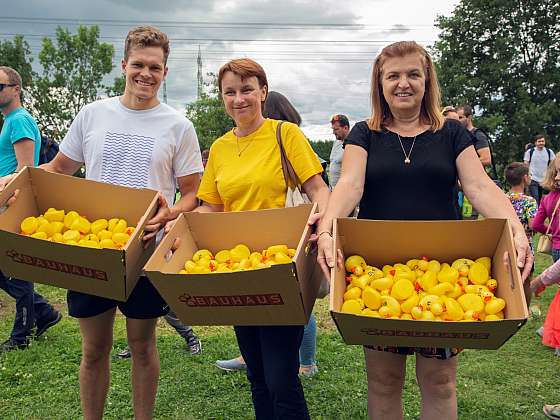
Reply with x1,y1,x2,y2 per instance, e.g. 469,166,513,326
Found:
316,41,532,419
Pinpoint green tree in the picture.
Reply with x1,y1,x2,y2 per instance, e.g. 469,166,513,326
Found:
433,0,560,169
185,73,233,150
0,35,35,88
27,25,114,139
106,75,125,97
309,140,334,162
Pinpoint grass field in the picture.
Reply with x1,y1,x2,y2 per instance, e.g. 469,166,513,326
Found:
1,253,559,419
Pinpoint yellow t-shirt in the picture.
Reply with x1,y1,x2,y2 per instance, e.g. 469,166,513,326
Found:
198,119,323,212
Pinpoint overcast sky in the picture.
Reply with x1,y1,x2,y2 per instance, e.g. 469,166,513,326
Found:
0,0,458,140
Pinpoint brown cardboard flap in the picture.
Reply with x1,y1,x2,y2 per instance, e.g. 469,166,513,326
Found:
0,230,127,300
336,218,505,265
143,214,199,274
148,262,307,325
185,204,314,251
0,168,40,231
292,203,320,319
123,196,159,296
332,311,526,349
492,219,528,319
28,167,158,224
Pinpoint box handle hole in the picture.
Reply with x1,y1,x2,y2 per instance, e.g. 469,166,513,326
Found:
164,237,181,262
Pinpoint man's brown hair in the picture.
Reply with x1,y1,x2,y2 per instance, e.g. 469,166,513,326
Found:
124,26,170,64
0,66,22,88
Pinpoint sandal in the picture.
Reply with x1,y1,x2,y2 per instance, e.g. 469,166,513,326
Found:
544,404,560,419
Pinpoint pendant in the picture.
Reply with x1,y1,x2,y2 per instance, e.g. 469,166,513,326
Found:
404,158,411,164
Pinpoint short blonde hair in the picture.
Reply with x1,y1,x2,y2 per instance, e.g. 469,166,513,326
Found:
124,26,169,64
540,152,560,191
368,41,444,132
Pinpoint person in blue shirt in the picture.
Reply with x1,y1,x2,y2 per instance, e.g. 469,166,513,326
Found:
0,66,61,352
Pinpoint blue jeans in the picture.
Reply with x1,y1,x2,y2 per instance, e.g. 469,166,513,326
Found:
235,325,310,420
299,314,316,367
0,271,54,343
529,180,544,205
552,248,560,262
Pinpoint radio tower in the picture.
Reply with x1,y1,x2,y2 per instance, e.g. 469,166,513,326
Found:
197,45,203,99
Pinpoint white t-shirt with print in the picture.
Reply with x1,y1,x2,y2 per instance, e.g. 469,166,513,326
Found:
60,97,203,207
523,147,554,183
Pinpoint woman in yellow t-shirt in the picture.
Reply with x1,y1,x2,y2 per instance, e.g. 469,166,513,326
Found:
197,58,329,419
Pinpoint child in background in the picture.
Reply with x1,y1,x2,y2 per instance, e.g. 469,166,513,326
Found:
531,265,560,357
505,162,537,304
505,162,538,249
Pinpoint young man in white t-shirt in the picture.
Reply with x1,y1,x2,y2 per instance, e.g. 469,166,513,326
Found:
523,134,555,204
0,27,203,419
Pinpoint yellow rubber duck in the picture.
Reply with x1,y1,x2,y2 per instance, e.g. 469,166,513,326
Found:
345,255,367,275
457,293,485,313
485,297,506,315
441,297,464,321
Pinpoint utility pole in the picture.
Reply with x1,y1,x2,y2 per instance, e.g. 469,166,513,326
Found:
197,45,203,99
163,79,168,104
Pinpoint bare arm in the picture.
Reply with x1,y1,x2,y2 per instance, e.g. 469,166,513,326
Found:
457,145,533,280
13,139,35,171
476,147,492,167
40,151,83,175
302,173,330,213
193,202,224,213
169,173,201,219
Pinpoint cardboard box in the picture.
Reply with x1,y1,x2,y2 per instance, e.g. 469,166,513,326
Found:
0,167,159,301
144,204,322,326
330,218,528,349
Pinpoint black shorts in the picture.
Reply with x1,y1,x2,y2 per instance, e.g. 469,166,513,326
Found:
365,345,461,360
67,276,169,319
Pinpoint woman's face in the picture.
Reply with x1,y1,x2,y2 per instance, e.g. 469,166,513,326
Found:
380,53,426,116
554,159,560,187
221,71,267,125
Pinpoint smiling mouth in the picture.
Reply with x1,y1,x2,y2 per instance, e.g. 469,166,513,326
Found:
135,79,154,87
395,92,413,97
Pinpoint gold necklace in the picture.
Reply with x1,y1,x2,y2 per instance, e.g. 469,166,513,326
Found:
396,133,417,164
235,131,255,157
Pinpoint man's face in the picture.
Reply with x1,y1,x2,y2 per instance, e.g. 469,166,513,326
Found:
0,71,19,110
535,137,546,149
456,108,469,128
331,121,349,141
121,46,168,102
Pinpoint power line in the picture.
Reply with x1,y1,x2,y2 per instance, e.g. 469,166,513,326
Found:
0,16,434,31
0,33,433,45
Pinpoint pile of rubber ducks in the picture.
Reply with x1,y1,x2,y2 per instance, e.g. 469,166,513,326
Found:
179,244,296,274
20,208,134,249
341,255,506,321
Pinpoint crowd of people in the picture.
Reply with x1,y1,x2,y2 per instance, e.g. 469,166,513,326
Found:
0,25,558,419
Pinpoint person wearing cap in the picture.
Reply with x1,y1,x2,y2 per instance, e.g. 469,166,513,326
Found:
442,106,459,121
329,114,350,189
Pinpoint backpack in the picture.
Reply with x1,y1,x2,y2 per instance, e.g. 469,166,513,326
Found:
472,128,501,188
38,135,59,164
528,147,554,166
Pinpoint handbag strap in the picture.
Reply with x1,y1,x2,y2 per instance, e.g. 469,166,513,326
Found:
276,121,302,189
545,196,560,235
